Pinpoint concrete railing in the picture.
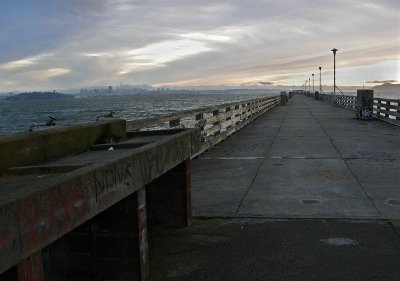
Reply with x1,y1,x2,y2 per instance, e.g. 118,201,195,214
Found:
309,92,400,126
335,95,357,110
313,93,357,110
127,95,281,156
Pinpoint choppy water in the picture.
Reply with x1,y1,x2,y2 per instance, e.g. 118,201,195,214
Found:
0,92,278,136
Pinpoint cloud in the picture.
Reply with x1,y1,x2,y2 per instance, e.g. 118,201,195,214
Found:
0,0,399,91
1,54,54,70
241,81,275,87
27,68,71,80
366,80,398,84
2,59,37,70
124,39,213,72
257,81,274,86
181,33,231,42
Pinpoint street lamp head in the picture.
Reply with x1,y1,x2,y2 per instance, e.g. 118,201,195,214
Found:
331,48,338,55
312,73,314,77
319,66,322,70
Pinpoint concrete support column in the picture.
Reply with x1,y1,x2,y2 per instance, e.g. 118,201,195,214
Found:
0,252,44,281
41,188,149,281
212,110,221,136
280,94,288,106
90,188,149,281
147,159,192,227
234,105,240,125
17,252,44,281
226,107,232,120
225,107,232,129
356,89,374,120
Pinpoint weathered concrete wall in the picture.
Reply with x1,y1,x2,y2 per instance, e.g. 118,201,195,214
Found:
147,160,192,227
0,119,126,175
356,89,374,120
42,188,148,281
0,127,199,279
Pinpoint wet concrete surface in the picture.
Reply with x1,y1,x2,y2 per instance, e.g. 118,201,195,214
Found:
150,95,400,280
149,218,400,281
193,95,400,219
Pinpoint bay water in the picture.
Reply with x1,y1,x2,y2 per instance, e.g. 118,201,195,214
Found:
0,92,278,136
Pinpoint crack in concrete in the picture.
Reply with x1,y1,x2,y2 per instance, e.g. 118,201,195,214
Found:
310,101,385,219
235,107,286,214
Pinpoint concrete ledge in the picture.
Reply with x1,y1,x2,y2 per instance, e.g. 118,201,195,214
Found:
0,119,127,175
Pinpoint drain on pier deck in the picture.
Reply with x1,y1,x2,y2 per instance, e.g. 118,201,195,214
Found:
302,199,320,204
387,199,400,206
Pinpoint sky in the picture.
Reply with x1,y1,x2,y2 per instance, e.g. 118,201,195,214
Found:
0,0,399,92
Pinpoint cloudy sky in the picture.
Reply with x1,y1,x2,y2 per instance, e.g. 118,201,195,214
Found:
0,0,399,91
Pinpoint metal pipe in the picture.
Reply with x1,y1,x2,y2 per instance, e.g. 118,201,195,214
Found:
319,67,322,92
312,73,314,93
331,48,338,96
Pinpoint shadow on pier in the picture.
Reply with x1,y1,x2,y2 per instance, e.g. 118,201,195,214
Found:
149,94,400,281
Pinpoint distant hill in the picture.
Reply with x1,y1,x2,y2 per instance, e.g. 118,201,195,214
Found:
372,83,400,94
4,91,74,101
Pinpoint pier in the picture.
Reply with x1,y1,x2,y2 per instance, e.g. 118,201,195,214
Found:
1,93,400,280
151,94,400,280
192,93,400,219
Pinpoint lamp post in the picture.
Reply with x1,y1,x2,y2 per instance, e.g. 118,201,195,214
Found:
308,77,310,93
331,48,338,98
312,73,314,93
319,66,322,93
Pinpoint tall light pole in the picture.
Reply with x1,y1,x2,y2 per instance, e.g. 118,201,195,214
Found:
331,48,338,97
312,73,314,93
308,77,310,93
319,66,322,93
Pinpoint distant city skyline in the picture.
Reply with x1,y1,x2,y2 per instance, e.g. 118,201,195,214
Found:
0,0,399,92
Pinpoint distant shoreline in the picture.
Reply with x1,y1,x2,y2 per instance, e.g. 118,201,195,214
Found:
4,92,74,101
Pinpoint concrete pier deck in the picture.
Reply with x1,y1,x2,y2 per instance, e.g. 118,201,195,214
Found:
192,94,400,220
150,94,400,280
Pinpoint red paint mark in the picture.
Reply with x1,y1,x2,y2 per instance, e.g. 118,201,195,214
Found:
0,231,11,249
17,252,44,281
14,176,96,249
